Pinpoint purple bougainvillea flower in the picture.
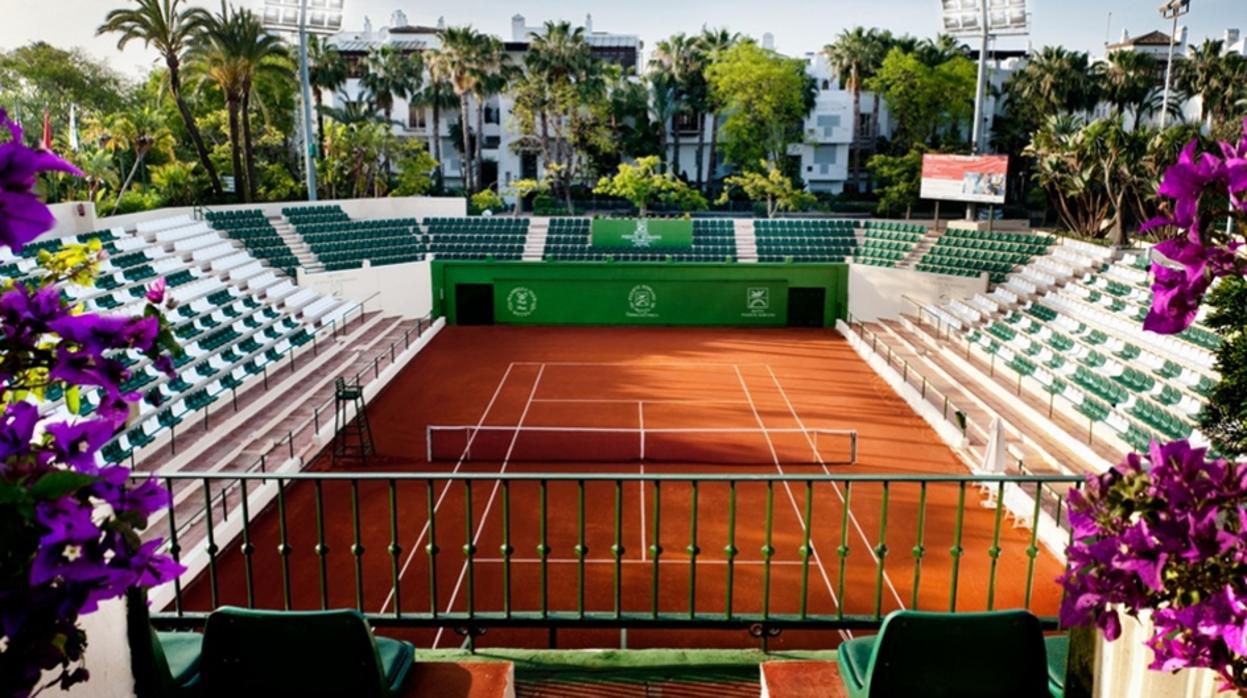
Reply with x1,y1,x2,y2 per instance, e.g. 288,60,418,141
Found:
49,313,160,355
43,419,115,473
1144,238,1242,334
1155,140,1226,231
0,108,82,251
145,278,166,305
0,401,41,464
152,354,175,378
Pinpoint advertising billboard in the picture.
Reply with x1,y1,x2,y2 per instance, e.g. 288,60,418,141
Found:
920,154,1009,205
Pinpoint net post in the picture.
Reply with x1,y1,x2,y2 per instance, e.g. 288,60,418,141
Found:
426,426,433,462
851,431,858,464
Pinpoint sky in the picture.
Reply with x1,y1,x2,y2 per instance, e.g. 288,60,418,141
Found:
2,0,1245,78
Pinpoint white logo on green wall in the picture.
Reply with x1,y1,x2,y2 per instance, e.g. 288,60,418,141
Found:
627,284,658,317
621,219,661,248
747,287,770,310
507,286,537,317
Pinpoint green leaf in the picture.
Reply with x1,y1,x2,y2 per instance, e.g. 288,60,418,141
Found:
30,471,98,501
66,385,80,415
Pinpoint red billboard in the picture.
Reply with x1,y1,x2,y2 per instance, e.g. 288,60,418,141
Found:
920,154,1009,204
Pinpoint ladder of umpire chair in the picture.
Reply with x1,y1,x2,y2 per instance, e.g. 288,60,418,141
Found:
333,377,376,466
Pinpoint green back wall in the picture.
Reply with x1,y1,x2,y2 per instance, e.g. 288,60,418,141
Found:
431,261,849,327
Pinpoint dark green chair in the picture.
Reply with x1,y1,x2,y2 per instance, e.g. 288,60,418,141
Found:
127,589,203,697
837,610,1050,698
200,607,414,697
1045,635,1068,698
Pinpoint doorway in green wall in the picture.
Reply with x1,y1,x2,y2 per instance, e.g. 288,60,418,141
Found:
787,288,826,327
456,284,495,325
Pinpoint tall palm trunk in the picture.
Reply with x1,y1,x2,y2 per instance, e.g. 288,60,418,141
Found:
458,92,473,192
694,113,706,192
241,85,257,203
868,90,880,192
314,89,326,160
475,96,485,193
226,97,245,203
707,111,720,192
671,108,682,179
430,102,443,192
167,57,223,198
113,149,148,209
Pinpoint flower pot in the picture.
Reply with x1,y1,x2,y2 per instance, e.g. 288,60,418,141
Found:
1088,610,1221,697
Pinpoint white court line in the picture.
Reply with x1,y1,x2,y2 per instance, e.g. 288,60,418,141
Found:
433,364,546,649
734,364,850,643
765,364,906,615
471,557,809,566
531,398,751,405
379,363,516,615
510,361,772,367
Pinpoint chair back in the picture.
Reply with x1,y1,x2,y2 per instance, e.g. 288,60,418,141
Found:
201,607,388,698
865,610,1050,698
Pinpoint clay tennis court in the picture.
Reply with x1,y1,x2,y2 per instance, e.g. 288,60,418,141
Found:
178,326,1066,650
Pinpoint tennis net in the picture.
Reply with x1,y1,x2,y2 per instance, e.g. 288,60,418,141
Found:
426,425,857,465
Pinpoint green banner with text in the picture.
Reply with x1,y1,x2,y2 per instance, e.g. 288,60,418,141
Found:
590,218,694,250
495,278,787,325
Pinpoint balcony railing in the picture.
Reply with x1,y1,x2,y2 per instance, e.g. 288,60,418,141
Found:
142,469,1082,649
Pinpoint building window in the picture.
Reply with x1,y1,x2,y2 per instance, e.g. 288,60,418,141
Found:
857,113,874,139
345,55,365,78
483,135,501,150
815,114,841,139
485,106,500,125
812,145,838,176
674,111,700,134
407,105,428,131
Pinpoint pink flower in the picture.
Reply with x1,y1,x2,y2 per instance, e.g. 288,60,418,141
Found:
145,278,166,304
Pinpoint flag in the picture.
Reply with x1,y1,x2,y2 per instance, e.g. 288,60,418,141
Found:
41,107,52,151
68,104,79,151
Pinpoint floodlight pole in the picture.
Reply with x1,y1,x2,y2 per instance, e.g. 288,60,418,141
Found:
967,0,990,220
298,0,319,200
970,0,990,155
1158,0,1189,129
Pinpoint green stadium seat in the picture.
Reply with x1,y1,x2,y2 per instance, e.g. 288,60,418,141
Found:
837,610,1051,698
200,607,414,697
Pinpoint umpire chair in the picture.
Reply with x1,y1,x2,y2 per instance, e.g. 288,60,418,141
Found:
333,377,376,466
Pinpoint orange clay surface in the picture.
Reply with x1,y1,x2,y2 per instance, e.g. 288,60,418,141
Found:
179,326,1064,651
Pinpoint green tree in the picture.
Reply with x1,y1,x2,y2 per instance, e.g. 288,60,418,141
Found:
717,160,815,218
361,44,421,124
308,35,346,158
1200,276,1247,457
419,51,458,192
696,28,740,191
823,27,889,190
593,155,707,216
704,40,811,171
867,47,975,149
1096,50,1157,121
391,140,439,196
438,26,488,193
867,148,924,218
649,33,700,179
189,3,290,202
97,0,222,197
150,159,200,205
1179,39,1247,128
110,104,175,208
506,177,548,216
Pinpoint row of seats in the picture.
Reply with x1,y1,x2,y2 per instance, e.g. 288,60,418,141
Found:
916,229,1055,283
206,209,299,276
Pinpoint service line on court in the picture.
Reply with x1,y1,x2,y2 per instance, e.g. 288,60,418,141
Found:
433,363,547,649
380,363,517,615
732,364,848,643
765,364,906,612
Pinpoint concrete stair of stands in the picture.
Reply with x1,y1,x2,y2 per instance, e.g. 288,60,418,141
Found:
150,313,426,557
897,227,944,269
270,215,323,273
863,319,1080,475
523,217,549,261
734,219,758,262
894,313,1124,468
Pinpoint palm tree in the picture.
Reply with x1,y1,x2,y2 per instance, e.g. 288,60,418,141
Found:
308,35,347,159
438,26,486,192
649,34,698,179
525,20,596,212
696,28,738,192
74,148,119,204
1006,46,1098,121
111,105,175,208
470,35,511,192
1097,50,1157,122
361,44,422,124
98,0,222,197
824,28,872,191
1179,39,1247,127
415,56,456,192
189,3,289,202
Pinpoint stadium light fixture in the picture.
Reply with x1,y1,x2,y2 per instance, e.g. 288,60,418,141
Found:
262,0,347,202
939,0,1029,157
1158,0,1190,129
